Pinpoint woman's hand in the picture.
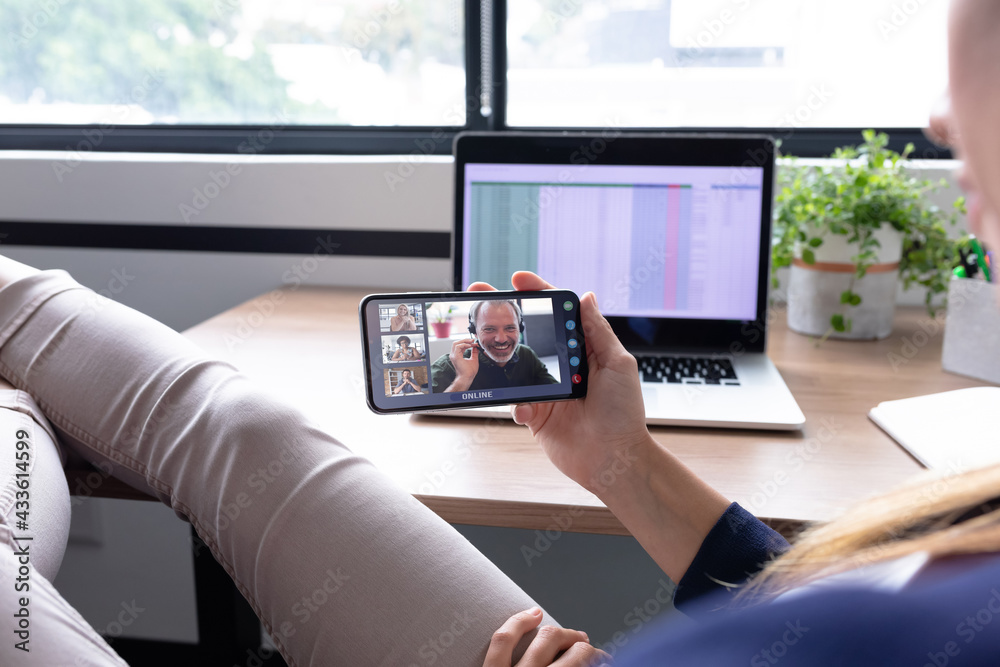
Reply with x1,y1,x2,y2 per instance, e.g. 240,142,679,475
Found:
472,272,731,582
483,608,612,667
469,272,653,494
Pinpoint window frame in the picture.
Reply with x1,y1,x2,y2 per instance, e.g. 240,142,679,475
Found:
0,0,950,159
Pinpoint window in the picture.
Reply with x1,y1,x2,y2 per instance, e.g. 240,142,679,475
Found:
506,0,948,131
0,0,465,126
0,0,949,156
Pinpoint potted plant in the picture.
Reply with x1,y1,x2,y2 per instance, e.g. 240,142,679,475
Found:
772,130,967,340
429,304,457,339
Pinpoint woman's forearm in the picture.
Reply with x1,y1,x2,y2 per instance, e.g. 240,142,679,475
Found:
596,434,731,583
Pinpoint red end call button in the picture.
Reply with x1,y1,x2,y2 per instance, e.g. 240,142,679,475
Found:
572,374,582,384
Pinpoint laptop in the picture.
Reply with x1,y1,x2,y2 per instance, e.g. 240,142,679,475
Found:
442,131,805,430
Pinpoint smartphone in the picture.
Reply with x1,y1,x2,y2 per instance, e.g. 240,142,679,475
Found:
359,289,588,415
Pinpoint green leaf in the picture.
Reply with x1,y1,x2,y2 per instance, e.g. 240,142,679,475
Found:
771,128,968,322
831,314,846,332
840,291,853,304
849,294,862,306
808,237,823,248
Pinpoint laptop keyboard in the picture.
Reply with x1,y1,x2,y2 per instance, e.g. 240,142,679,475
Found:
635,355,740,386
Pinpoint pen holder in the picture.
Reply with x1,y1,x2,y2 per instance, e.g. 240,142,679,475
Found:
942,278,1000,385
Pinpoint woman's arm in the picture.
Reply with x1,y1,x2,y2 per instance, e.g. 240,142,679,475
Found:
589,434,732,584
471,272,730,583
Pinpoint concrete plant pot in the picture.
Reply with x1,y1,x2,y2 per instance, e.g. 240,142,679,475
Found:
787,224,903,340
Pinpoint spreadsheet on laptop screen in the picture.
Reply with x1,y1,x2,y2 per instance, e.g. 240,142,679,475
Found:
461,163,764,321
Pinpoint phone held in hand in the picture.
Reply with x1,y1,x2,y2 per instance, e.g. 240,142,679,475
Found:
359,289,588,415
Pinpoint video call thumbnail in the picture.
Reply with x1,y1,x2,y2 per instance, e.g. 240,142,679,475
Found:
381,334,425,363
384,366,428,397
379,303,424,332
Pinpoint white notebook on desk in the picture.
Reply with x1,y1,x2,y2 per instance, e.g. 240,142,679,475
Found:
868,387,1000,470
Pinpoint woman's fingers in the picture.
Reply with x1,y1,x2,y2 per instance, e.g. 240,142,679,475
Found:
511,403,535,424
549,641,615,666
511,271,556,291
578,292,628,370
469,281,498,292
483,608,544,667
516,625,592,666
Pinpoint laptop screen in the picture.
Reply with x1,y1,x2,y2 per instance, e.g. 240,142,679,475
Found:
453,133,774,354
460,163,763,321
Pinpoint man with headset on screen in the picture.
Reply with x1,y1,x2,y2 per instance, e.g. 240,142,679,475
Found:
430,299,557,393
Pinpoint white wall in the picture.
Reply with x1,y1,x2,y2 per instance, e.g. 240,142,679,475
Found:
1,151,456,330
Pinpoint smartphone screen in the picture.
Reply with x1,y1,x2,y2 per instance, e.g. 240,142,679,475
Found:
360,290,588,414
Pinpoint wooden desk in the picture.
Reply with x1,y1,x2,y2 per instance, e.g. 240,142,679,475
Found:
71,287,986,537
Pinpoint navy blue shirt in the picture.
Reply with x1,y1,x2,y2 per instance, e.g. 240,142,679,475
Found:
618,503,1000,665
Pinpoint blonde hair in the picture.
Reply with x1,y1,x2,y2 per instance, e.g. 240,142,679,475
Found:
738,463,1000,602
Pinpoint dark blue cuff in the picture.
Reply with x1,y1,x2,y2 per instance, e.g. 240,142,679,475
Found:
672,502,790,615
